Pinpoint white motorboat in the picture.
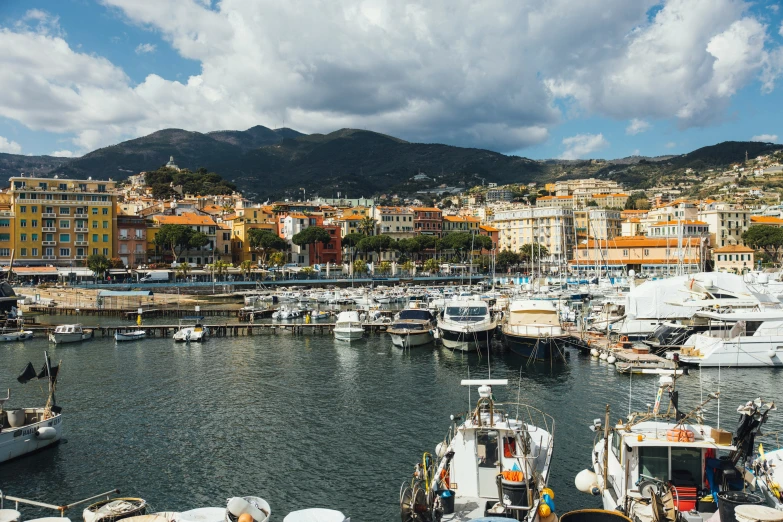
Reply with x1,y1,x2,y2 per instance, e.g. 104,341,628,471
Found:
752,445,783,509
1,352,63,463
272,305,303,320
400,379,555,521
502,300,569,360
333,311,364,342
388,303,436,348
114,330,147,342
0,328,34,341
437,299,498,352
173,317,209,342
678,311,783,367
576,381,774,522
310,310,330,321
48,324,94,344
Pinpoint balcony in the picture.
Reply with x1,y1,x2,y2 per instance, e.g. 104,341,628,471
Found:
75,241,88,246
74,213,88,219
42,227,56,232
119,236,129,241
42,241,56,246
75,255,86,260
42,255,57,260
75,227,88,233
42,213,56,218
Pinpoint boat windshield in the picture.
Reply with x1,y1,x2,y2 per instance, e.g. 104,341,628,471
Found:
446,306,487,322
398,310,433,321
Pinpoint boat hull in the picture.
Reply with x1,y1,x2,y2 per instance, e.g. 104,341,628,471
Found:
389,331,433,348
334,328,363,341
503,332,566,360
0,411,63,464
439,326,494,351
0,331,33,342
115,331,147,342
48,331,93,344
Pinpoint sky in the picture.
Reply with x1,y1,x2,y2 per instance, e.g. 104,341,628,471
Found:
0,0,782,161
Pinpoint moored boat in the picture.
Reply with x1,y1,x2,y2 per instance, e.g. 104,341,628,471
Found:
1,352,63,464
400,379,555,521
502,300,569,360
388,303,436,348
437,298,497,352
173,317,208,342
48,324,93,344
0,328,33,341
114,330,147,342
333,311,363,342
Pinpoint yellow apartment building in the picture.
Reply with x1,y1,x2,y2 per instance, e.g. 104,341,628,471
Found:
231,217,277,265
9,177,117,266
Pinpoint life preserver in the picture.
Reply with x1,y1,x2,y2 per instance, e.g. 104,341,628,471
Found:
620,336,629,343
666,428,695,442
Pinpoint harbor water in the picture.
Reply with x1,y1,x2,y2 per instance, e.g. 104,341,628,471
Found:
2,326,782,521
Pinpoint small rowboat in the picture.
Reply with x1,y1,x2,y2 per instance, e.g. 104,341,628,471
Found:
0,330,33,342
84,498,147,522
114,330,147,342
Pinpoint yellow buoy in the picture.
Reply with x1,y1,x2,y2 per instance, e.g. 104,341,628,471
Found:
542,487,555,499
539,504,552,517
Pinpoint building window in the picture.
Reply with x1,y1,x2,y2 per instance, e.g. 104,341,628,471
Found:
103,234,109,242
60,248,70,256
60,207,70,215
103,221,108,228
93,248,98,255
0,249,9,256
93,221,98,228
93,234,99,242
19,206,26,213
103,248,109,256
20,219,26,227
20,248,27,256
59,220,70,229
60,234,70,242
32,248,38,256
31,206,37,213
0,234,9,242
102,208,108,215
92,208,98,214
31,233,38,241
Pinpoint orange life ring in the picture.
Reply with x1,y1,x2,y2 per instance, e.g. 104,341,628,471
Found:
620,336,629,343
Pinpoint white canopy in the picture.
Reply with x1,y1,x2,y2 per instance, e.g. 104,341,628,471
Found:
283,509,348,522
694,311,783,321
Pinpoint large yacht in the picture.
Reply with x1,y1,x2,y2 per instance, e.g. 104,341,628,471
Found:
437,299,498,352
677,310,783,367
502,300,569,360
400,379,555,521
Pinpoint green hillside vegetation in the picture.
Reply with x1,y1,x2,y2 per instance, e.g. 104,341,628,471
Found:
145,166,237,199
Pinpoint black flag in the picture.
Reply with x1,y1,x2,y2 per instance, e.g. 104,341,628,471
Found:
670,390,686,421
17,362,37,383
37,363,59,382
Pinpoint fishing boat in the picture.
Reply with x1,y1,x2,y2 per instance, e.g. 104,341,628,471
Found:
388,303,436,348
502,300,569,360
677,311,783,367
0,328,33,341
576,380,774,522
114,330,147,342
173,317,208,342
437,299,498,352
48,324,94,344
752,444,783,509
400,379,555,521
333,311,363,342
1,352,63,463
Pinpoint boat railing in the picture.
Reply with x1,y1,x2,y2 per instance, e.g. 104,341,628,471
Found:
0,489,119,516
496,402,556,442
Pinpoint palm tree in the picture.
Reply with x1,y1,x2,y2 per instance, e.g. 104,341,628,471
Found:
353,259,368,275
240,260,253,281
207,260,230,282
401,260,415,276
377,261,391,275
176,261,192,281
358,216,376,236
423,258,440,275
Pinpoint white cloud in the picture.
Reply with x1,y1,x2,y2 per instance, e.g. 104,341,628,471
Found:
50,149,75,157
751,134,778,142
0,1,781,153
135,43,156,54
560,133,609,160
665,141,677,148
626,118,651,135
0,136,22,154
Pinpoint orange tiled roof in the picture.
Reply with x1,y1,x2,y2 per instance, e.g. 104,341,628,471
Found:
714,245,755,253
412,207,441,212
622,210,649,214
480,225,499,232
339,215,366,221
154,213,216,226
287,213,309,219
537,195,572,200
751,216,783,224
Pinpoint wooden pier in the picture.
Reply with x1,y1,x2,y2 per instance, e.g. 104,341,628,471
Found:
28,321,393,338
28,305,243,318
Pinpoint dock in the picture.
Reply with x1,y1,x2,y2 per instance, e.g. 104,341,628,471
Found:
28,322,394,338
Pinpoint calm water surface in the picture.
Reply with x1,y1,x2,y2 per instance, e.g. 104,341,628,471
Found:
1,324,782,521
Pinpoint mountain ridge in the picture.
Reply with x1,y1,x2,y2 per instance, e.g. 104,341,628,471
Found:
3,126,780,200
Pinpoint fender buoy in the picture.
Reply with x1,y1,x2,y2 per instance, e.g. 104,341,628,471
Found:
620,336,629,343
666,428,695,442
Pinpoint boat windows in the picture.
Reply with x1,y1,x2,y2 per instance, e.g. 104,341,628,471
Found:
671,447,701,487
398,310,433,321
611,431,622,461
745,321,763,336
639,446,668,482
477,431,499,468
446,306,487,319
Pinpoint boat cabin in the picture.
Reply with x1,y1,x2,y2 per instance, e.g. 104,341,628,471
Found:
443,302,490,323
54,324,83,334
505,301,564,336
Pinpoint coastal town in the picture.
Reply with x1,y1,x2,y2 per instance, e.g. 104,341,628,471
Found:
3,148,783,284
